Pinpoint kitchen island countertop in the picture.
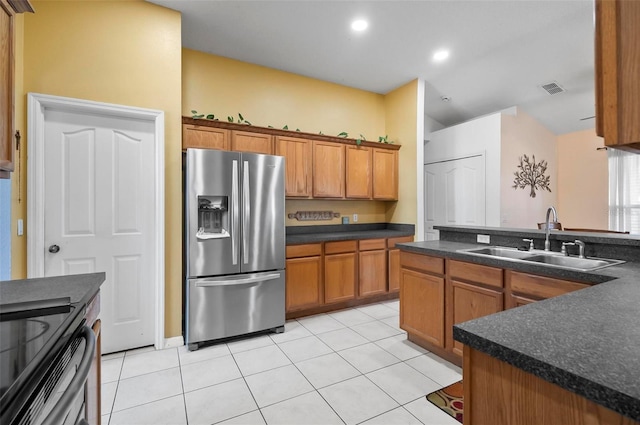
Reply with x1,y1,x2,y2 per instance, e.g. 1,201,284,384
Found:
398,236,640,421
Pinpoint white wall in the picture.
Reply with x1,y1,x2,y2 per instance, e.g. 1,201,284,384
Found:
501,109,558,228
425,112,503,226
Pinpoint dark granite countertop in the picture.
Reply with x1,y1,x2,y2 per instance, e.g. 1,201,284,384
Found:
286,223,414,245
0,272,106,308
398,239,640,421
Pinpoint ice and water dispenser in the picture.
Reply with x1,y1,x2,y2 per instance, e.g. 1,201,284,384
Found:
196,196,230,239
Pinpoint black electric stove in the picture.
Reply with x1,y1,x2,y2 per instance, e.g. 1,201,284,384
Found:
0,299,83,424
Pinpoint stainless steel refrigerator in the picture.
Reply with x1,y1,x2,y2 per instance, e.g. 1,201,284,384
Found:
184,148,285,350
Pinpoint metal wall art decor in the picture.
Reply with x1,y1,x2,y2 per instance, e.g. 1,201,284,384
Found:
287,211,341,221
512,154,551,198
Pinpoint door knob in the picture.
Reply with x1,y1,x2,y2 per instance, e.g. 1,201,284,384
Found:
48,244,60,253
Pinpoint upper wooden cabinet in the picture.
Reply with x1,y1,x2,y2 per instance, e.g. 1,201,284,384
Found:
0,0,15,178
182,124,230,151
312,141,345,198
345,145,372,199
181,117,400,200
372,148,398,200
275,136,312,198
595,0,640,151
231,130,273,154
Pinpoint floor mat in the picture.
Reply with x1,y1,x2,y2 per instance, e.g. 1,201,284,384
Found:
425,380,463,423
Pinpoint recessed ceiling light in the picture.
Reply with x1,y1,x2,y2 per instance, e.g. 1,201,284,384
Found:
433,49,450,62
351,19,368,32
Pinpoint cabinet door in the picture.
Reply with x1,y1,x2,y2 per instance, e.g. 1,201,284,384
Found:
449,280,503,357
182,124,230,151
388,237,414,292
0,1,15,177
400,268,445,348
372,148,398,200
388,249,400,292
506,293,537,309
232,130,274,154
345,145,372,199
324,252,356,303
275,136,312,198
359,249,387,297
595,0,640,150
312,141,345,198
286,256,322,311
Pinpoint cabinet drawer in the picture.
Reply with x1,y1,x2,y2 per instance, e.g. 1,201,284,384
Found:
387,236,414,249
286,243,322,258
508,271,590,300
449,260,503,288
325,240,357,255
400,251,444,275
359,238,386,251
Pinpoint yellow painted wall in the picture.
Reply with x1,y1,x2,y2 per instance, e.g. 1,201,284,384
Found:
16,1,183,337
10,13,25,278
183,48,394,225
183,49,386,139
557,128,608,230
383,80,418,226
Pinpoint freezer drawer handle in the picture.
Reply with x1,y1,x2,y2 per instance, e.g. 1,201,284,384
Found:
194,273,280,287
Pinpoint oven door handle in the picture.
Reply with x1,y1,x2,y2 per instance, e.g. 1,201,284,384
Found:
42,325,96,425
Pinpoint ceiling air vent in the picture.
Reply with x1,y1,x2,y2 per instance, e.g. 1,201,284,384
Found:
540,81,565,95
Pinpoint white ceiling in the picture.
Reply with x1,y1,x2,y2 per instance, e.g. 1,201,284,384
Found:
148,0,596,135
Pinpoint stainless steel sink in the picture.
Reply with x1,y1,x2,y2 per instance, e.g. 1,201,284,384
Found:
461,247,537,260
458,246,625,271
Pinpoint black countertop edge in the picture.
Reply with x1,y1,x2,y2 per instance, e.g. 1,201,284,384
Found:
286,223,415,244
435,225,640,247
453,327,640,421
0,272,106,308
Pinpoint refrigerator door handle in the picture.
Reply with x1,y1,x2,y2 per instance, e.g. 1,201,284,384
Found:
232,159,239,265
194,273,281,287
242,160,250,265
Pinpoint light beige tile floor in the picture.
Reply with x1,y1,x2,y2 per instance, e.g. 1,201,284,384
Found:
100,300,461,425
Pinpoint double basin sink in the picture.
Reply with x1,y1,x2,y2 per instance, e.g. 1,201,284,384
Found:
458,246,625,272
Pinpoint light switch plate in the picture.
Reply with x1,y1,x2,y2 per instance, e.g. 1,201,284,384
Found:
17,219,23,236
353,214,358,222
477,234,491,244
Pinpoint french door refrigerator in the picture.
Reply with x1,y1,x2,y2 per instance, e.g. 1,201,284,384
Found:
184,148,285,350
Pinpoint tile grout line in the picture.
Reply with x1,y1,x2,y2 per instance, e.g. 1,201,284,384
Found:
227,341,270,425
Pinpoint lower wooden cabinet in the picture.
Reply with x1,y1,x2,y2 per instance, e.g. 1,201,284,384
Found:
358,239,387,297
324,241,357,304
449,280,503,357
285,244,323,311
387,236,415,292
86,319,101,425
464,347,637,425
400,267,445,348
505,270,590,309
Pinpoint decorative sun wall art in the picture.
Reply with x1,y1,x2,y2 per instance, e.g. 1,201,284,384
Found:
512,154,551,198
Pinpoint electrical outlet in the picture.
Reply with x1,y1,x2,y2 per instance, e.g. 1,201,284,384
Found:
353,214,358,222
477,234,491,244
17,219,23,236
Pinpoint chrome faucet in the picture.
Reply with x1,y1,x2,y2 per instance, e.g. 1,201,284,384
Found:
544,206,558,251
574,240,586,258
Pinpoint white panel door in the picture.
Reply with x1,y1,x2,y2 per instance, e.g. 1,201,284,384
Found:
44,109,156,353
424,155,486,240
